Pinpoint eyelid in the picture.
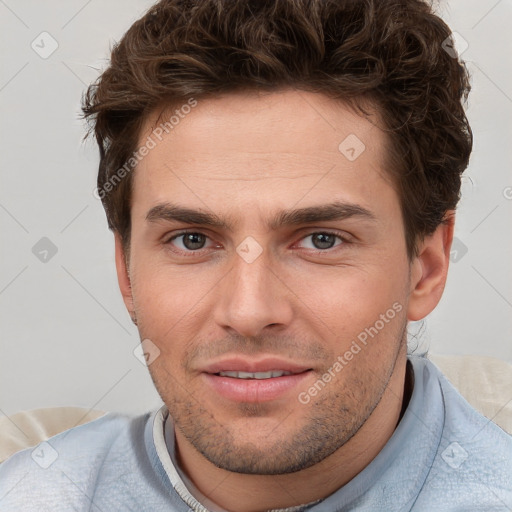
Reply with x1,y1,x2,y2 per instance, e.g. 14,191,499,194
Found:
295,228,354,243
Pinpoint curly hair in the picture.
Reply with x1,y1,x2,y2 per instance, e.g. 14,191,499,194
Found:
82,0,472,259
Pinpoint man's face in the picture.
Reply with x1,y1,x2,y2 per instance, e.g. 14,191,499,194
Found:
124,89,413,474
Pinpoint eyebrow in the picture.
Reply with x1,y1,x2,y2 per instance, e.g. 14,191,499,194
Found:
146,201,377,231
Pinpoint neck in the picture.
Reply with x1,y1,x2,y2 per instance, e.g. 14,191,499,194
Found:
174,354,411,512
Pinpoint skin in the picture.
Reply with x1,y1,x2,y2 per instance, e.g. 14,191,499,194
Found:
115,88,454,512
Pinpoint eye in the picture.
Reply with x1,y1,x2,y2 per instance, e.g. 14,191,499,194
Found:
164,230,349,256
297,232,345,251
166,231,216,252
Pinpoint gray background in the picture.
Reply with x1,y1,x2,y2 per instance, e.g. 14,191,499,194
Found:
0,0,511,417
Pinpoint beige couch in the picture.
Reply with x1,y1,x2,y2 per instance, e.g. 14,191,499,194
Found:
1,354,511,464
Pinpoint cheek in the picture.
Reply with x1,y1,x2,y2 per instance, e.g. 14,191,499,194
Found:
130,258,215,340
303,278,406,374
288,261,407,333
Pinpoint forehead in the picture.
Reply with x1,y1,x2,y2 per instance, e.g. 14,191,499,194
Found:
141,88,385,163
132,89,397,223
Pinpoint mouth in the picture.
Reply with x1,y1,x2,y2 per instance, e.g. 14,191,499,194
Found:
215,370,296,379
201,357,313,402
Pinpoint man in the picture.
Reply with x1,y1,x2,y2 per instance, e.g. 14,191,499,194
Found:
0,0,510,510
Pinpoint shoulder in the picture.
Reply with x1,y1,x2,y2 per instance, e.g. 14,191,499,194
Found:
411,356,512,510
0,410,153,510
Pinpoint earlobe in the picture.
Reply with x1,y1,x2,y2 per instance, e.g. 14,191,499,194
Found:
114,234,136,323
407,212,455,321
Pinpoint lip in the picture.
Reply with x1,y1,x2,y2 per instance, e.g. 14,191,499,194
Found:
203,372,312,402
201,357,312,375
201,356,313,403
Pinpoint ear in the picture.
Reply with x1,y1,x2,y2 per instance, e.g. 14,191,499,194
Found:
114,233,136,322
407,212,455,321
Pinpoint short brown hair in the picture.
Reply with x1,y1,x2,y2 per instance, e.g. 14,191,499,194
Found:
82,0,472,258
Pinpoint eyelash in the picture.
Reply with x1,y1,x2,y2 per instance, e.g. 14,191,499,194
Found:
163,230,350,256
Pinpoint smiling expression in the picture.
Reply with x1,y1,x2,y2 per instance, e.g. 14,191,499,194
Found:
118,88,415,474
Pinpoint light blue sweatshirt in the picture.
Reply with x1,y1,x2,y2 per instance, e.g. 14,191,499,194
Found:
0,355,511,511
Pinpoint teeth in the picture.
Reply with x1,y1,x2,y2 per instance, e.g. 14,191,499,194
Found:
218,370,293,379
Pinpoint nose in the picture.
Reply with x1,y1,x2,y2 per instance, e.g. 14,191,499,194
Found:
213,244,294,338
